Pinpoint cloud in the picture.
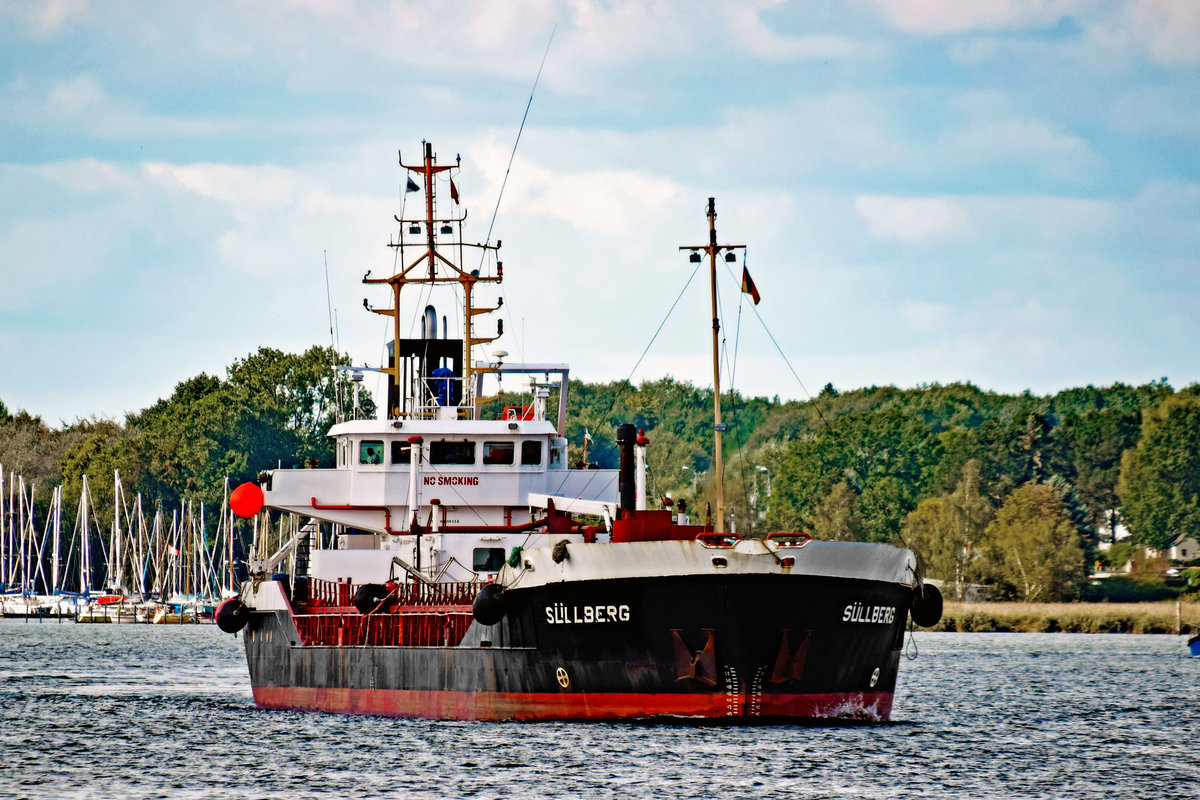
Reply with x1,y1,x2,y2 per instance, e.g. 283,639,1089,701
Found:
1111,86,1200,136
715,2,861,61
900,299,956,332
0,213,101,313
0,160,147,313
469,137,680,236
874,0,1200,68
868,0,1085,35
855,195,973,244
5,1,865,108
1089,0,1200,66
4,0,1200,423
46,75,106,116
1,0,91,36
141,159,392,280
854,189,1130,263
939,117,1102,180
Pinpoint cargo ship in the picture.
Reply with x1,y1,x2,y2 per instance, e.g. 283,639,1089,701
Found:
219,141,943,722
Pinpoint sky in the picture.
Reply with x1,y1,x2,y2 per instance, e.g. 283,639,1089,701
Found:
2,0,1199,427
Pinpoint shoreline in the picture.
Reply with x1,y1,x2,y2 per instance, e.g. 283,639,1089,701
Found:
934,600,1200,634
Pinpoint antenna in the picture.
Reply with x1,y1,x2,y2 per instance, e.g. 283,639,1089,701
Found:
324,250,337,351
325,250,347,421
483,24,556,366
480,24,557,253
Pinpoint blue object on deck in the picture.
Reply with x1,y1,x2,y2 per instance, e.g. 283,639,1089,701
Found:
431,366,455,406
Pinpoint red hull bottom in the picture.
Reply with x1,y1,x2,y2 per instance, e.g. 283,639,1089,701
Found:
252,686,894,722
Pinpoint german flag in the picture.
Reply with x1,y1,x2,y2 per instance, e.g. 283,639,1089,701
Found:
741,266,761,305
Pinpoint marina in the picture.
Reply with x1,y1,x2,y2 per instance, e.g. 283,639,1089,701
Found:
0,464,250,625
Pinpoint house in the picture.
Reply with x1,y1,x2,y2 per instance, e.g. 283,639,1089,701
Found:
1167,533,1200,563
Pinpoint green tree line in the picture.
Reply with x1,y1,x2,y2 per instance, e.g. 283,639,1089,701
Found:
1,346,356,524
5,347,1200,601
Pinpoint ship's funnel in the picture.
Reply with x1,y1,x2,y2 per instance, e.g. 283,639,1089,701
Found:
617,423,637,512
423,305,437,339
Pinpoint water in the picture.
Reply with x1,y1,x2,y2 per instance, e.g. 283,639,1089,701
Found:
1,620,1197,799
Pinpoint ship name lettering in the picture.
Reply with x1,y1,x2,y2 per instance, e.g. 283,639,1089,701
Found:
544,603,631,625
842,602,896,625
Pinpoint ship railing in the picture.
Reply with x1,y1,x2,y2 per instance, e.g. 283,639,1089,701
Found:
402,375,473,421
305,577,483,609
307,577,354,607
292,610,474,648
408,401,473,421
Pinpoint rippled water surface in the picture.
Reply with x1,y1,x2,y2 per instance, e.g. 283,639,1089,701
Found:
1,620,1197,799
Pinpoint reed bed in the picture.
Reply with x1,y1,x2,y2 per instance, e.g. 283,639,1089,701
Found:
934,601,1200,634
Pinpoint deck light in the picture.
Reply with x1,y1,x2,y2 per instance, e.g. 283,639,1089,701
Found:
724,251,736,262
689,252,701,263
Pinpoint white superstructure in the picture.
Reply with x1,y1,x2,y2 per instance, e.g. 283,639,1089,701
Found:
264,365,619,585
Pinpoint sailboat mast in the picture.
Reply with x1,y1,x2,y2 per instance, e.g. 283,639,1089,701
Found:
51,485,61,595
19,476,27,595
112,470,123,593
80,475,91,596
135,494,147,597
0,465,6,590
680,197,744,534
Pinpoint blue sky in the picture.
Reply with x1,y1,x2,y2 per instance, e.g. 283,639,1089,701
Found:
2,0,1199,426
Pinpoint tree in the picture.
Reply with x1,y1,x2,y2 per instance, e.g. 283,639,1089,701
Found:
977,482,1086,601
1015,411,1051,484
1052,406,1141,533
902,460,993,599
225,345,360,464
810,479,863,541
116,347,359,511
858,476,910,543
643,427,705,503
0,408,92,507
1117,391,1200,550
57,421,134,529
766,407,940,541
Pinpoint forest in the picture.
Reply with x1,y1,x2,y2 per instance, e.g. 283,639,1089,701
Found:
3,344,1200,603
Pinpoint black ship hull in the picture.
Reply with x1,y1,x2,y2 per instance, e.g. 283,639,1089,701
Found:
243,572,913,722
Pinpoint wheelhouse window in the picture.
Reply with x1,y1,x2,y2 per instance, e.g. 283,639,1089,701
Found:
473,547,506,573
521,441,542,465
483,441,514,465
549,444,564,466
430,440,476,465
391,441,412,464
359,440,384,465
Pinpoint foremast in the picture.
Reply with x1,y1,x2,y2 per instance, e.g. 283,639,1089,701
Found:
679,198,743,534
363,141,504,419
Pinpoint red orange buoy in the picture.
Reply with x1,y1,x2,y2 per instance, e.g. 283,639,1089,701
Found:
229,482,264,518
215,597,249,633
